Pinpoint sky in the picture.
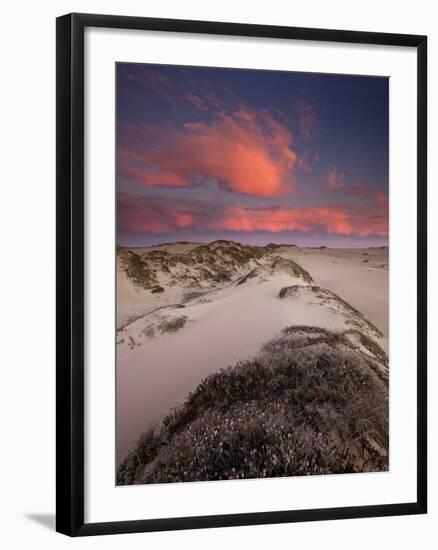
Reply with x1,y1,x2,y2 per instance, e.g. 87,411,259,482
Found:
117,63,388,248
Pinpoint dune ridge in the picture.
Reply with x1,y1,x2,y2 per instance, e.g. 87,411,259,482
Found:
116,240,389,478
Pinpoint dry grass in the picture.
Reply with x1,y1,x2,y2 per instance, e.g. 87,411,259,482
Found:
158,316,188,334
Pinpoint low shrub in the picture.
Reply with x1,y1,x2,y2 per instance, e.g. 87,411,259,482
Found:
117,326,388,485
151,285,165,294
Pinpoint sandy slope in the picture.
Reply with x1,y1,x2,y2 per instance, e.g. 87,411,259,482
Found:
116,242,388,464
280,247,389,337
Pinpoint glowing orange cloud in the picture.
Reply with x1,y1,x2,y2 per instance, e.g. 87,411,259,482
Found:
121,165,188,188
211,206,353,235
117,194,201,234
118,109,297,196
213,205,388,236
117,193,388,237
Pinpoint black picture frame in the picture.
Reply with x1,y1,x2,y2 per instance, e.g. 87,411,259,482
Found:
56,12,427,537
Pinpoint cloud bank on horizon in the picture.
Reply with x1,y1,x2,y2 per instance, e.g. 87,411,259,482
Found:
117,64,389,247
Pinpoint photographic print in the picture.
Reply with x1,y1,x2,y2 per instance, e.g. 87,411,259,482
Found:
116,63,389,486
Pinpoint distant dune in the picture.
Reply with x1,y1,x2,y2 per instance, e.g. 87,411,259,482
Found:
116,240,389,478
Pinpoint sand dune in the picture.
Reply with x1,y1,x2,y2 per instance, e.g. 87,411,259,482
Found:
281,247,389,337
116,241,388,465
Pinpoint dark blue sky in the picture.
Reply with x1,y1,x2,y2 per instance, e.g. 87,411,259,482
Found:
117,63,388,247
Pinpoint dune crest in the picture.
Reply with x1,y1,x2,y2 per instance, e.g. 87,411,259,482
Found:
116,240,389,474
118,324,388,485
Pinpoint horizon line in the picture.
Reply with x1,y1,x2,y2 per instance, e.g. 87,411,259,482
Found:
117,238,389,250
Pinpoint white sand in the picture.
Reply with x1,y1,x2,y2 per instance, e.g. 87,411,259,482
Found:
116,245,388,464
282,247,389,337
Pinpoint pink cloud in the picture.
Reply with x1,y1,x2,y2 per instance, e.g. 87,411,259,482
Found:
211,206,353,235
118,109,298,196
216,203,387,237
118,193,388,237
117,193,202,234
184,92,208,111
121,165,188,188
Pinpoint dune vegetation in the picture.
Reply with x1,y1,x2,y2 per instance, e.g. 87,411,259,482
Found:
117,324,388,485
